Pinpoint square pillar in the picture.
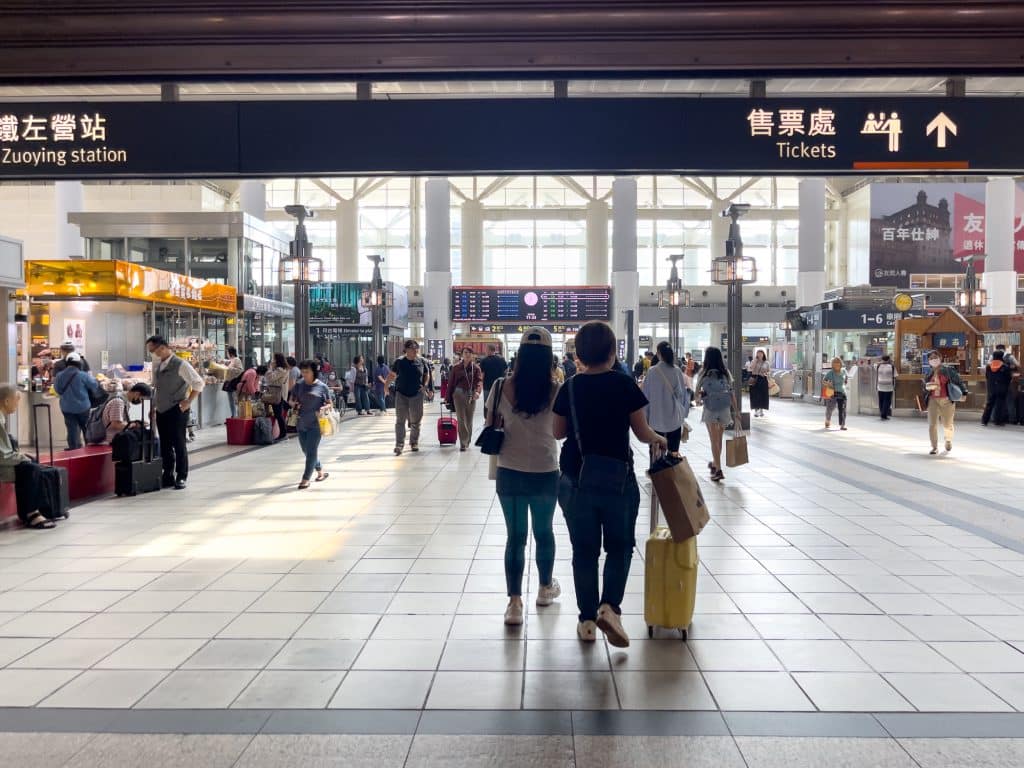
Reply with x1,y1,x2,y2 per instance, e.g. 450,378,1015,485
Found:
984,177,1016,315
797,179,827,307
611,177,638,357
424,178,453,349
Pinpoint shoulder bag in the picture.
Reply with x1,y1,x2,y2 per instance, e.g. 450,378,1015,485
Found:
475,377,505,455
568,377,630,494
654,364,689,422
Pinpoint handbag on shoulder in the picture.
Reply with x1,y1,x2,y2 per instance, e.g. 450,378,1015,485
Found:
475,378,506,455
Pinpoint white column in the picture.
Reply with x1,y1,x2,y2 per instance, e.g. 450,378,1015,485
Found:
611,177,639,353
797,179,827,307
708,322,727,351
424,179,452,350
984,177,1016,315
460,199,484,285
55,181,83,259
238,181,266,220
336,198,359,282
586,200,610,284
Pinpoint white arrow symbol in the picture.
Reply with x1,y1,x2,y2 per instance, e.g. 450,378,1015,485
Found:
927,112,958,148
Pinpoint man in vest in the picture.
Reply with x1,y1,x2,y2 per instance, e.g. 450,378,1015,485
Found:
146,335,205,490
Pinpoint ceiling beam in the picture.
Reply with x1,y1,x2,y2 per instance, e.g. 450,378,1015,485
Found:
553,175,594,202
477,176,513,203
310,178,344,203
724,176,762,203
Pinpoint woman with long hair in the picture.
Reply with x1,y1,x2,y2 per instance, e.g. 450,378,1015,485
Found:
641,341,689,454
264,352,290,441
695,346,736,482
487,328,562,626
749,348,771,418
552,322,667,647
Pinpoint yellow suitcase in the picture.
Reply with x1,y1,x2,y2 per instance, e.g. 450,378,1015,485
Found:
644,488,698,640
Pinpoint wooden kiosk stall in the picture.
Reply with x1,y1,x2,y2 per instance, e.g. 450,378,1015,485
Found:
893,308,1024,414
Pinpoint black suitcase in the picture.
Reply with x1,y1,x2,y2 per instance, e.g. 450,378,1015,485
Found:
19,404,70,520
115,408,163,497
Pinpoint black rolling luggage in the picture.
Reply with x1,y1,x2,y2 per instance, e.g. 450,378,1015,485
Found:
114,401,163,497
16,404,70,521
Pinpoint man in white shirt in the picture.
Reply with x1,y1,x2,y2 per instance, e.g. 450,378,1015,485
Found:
146,335,205,490
876,354,896,420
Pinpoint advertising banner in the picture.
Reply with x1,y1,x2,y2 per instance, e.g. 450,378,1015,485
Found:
869,183,984,286
870,182,1024,286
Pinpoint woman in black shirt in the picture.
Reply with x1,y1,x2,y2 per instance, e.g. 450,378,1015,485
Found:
552,322,667,648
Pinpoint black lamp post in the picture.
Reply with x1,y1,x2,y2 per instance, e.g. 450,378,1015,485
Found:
659,253,690,356
279,205,322,361
712,204,757,421
362,254,392,363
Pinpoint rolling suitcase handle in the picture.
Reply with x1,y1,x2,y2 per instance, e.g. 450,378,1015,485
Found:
31,403,56,466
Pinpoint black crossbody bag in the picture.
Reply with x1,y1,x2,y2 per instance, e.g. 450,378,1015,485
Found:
568,377,630,495
475,377,505,455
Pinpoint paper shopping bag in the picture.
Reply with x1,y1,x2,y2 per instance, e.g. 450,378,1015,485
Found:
649,455,710,542
726,434,749,468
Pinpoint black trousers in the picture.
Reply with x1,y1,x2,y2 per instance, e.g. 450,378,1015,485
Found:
271,401,287,438
657,427,682,453
156,406,190,482
982,391,1009,426
878,390,893,419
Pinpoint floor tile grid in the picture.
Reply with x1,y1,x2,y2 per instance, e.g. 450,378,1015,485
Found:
2,403,1024,716
692,423,1024,712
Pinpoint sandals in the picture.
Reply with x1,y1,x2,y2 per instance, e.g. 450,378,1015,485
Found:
315,472,329,482
297,480,311,490
26,512,56,530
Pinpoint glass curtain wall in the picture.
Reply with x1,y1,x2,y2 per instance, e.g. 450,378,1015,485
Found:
263,175,805,288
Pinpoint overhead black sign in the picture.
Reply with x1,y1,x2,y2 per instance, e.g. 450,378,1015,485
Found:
452,286,611,324
1,98,1022,178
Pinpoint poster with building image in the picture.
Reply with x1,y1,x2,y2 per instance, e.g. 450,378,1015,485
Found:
870,182,1024,286
869,183,985,287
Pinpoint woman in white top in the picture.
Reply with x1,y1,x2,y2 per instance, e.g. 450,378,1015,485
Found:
748,349,772,418
876,354,896,420
641,341,690,455
485,327,562,627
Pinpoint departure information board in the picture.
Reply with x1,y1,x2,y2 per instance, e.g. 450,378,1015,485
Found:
451,286,612,323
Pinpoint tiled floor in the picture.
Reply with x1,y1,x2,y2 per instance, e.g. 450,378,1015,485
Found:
2,400,1024,762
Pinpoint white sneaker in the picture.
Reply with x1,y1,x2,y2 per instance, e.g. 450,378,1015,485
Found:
536,578,561,607
504,600,524,626
577,620,598,642
596,603,630,648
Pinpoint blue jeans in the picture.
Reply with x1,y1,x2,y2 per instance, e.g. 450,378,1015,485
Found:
497,468,559,597
63,410,89,450
227,393,237,418
297,426,322,481
558,473,640,622
355,385,372,413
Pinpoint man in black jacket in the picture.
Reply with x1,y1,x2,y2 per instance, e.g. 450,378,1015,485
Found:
983,350,1012,426
479,344,508,415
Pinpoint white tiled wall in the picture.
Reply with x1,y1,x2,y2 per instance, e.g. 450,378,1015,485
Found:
0,182,230,262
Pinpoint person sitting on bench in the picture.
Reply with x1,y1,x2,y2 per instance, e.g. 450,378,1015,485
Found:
0,383,56,529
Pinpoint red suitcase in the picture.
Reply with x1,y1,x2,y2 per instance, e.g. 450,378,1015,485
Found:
437,415,458,446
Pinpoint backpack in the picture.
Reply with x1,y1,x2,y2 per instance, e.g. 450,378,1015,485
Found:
700,371,733,412
85,395,122,445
